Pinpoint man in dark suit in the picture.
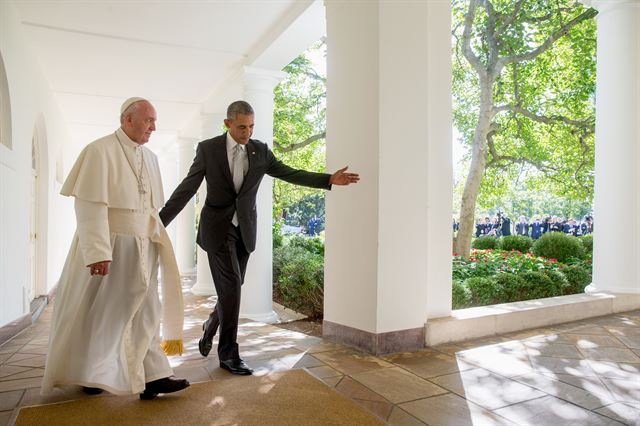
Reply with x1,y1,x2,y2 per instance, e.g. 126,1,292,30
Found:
530,216,544,239
159,101,359,375
515,216,529,237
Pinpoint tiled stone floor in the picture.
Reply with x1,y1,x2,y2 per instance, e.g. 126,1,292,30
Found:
0,276,639,425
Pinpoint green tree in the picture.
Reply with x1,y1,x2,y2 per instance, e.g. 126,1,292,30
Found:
273,39,327,220
452,0,597,259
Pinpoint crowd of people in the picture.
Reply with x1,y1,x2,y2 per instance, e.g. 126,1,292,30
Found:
452,214,594,239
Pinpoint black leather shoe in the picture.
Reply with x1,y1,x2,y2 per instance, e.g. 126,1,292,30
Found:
139,376,190,400
199,321,213,357
82,386,103,395
219,359,253,375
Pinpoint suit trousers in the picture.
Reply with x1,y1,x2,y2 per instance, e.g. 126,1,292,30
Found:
204,224,250,361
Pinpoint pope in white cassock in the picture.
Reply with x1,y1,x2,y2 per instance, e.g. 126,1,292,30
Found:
42,98,190,400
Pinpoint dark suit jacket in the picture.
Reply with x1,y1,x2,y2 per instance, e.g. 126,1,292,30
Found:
159,133,332,253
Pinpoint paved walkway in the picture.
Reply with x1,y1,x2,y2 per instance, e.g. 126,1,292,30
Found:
0,276,639,425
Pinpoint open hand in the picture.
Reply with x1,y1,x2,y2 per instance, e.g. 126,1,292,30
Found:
88,260,111,276
329,166,360,186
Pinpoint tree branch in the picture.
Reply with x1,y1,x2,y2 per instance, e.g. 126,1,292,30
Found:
493,104,595,131
462,0,487,79
273,132,326,153
495,0,525,37
480,0,500,63
500,8,598,66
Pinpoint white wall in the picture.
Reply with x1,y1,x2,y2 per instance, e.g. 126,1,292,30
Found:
0,2,74,327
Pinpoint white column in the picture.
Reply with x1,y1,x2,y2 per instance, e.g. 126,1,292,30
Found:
587,1,640,294
191,113,224,295
239,66,285,323
323,0,452,354
175,137,197,274
191,182,216,295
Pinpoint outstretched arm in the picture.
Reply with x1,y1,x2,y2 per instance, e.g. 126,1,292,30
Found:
329,166,360,186
159,144,206,226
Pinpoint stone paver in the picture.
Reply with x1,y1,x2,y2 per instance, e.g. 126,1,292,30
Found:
0,277,638,425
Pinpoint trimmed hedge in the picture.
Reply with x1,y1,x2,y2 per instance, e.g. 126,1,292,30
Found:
452,280,472,309
562,264,592,294
578,235,593,256
472,237,500,250
542,269,570,295
466,276,503,305
499,235,533,253
531,232,585,263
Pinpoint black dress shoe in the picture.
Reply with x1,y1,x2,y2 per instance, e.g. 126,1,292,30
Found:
139,376,190,400
199,321,213,357
82,386,103,395
219,359,253,375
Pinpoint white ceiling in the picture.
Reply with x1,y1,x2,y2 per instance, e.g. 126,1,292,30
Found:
13,0,324,153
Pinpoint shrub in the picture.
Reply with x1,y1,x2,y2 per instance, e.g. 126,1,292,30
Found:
515,271,563,301
273,220,284,249
273,245,324,318
465,276,502,305
542,269,570,295
499,235,533,253
492,273,527,303
578,235,593,256
472,237,499,250
286,234,324,256
531,232,585,263
562,264,592,294
452,280,472,309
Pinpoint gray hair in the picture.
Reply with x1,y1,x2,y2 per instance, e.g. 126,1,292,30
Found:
226,100,254,119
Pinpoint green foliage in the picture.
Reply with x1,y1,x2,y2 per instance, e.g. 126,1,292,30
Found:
452,280,472,309
454,0,597,204
562,264,592,294
287,234,324,257
531,232,586,263
273,219,284,249
499,235,533,253
453,249,590,308
578,235,593,256
284,193,325,229
472,237,499,250
516,271,563,301
273,243,324,318
273,40,327,220
542,269,570,294
465,276,502,305
451,0,597,258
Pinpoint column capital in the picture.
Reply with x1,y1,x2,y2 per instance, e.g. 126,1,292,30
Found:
243,66,286,92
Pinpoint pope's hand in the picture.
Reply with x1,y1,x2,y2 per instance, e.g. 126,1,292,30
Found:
329,166,360,186
88,261,111,276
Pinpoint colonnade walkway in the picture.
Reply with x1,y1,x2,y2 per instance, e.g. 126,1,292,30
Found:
0,276,638,425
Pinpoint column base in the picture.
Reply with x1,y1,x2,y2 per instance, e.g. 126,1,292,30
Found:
586,283,640,294
241,310,279,324
323,320,425,355
179,267,197,276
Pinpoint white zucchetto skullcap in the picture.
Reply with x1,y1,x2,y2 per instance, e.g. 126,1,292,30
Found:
120,97,148,114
